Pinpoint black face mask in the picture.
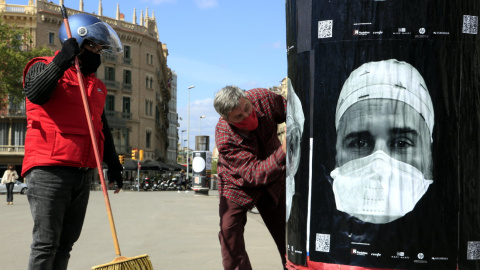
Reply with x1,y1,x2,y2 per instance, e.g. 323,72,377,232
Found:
78,49,101,75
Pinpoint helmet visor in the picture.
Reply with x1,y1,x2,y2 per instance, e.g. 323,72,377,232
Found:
80,22,123,55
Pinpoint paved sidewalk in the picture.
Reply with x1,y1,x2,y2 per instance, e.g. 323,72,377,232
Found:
0,189,283,270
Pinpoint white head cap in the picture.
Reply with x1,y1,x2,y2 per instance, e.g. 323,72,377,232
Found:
335,59,434,139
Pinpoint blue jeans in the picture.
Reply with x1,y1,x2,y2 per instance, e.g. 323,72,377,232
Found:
26,166,93,270
5,182,14,202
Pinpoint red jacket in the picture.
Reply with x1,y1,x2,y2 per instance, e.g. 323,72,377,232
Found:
21,55,107,176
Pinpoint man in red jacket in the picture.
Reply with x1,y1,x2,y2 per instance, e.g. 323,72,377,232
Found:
22,14,123,270
214,85,287,270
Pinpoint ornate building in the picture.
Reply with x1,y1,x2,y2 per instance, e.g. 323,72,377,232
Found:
0,0,176,171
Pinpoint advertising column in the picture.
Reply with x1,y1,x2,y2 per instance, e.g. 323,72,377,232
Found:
285,1,480,270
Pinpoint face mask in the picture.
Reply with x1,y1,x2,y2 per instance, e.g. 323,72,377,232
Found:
78,49,101,75
232,109,258,131
331,150,433,224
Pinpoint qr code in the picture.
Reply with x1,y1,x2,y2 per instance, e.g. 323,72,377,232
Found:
318,20,333,39
467,241,480,260
315,233,330,252
463,15,478,34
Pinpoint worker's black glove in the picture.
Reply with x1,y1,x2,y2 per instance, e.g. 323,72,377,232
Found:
52,38,81,71
108,169,123,189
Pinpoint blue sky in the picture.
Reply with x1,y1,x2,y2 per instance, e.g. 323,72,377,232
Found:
8,0,288,151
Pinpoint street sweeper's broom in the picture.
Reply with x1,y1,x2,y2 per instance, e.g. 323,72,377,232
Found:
60,5,153,270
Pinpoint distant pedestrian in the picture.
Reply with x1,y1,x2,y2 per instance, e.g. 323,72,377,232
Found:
2,163,19,205
178,169,188,193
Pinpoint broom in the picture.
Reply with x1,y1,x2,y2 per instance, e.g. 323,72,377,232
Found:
60,5,153,270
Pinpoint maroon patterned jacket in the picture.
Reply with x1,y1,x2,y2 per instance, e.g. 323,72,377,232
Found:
215,88,286,209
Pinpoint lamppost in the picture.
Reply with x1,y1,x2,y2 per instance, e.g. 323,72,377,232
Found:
199,115,206,136
187,85,195,182
181,130,186,162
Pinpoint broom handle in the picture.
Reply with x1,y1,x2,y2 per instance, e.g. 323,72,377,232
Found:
61,5,122,257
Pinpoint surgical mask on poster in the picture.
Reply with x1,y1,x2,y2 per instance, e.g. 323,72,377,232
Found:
331,150,433,224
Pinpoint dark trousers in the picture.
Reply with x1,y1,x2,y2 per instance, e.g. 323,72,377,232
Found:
219,191,286,270
6,182,14,202
26,167,93,270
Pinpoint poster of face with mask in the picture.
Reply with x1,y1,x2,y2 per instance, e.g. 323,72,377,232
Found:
285,1,480,270
332,59,434,225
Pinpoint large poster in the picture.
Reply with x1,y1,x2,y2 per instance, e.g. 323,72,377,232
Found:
285,1,480,269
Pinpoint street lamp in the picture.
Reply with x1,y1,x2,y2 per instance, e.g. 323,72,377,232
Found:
181,130,187,149
199,115,206,136
187,85,195,182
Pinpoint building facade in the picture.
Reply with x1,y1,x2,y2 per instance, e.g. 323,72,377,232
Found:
0,0,177,172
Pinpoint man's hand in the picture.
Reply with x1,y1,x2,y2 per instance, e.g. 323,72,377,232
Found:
108,182,122,194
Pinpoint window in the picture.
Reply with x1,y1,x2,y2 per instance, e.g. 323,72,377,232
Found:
123,97,130,114
12,123,26,146
145,100,149,115
149,101,153,116
105,67,115,81
145,77,149,88
0,123,8,145
124,45,131,59
149,78,153,89
48,33,55,44
146,130,152,148
123,70,132,84
146,53,154,64
105,95,115,111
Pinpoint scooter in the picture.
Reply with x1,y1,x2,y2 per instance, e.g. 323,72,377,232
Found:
143,177,151,191
152,180,159,191
160,178,177,191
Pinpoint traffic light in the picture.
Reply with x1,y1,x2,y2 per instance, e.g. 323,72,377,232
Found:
119,155,125,164
131,149,138,160
139,150,144,161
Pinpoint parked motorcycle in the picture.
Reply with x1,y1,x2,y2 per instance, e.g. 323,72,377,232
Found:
160,177,177,191
152,180,159,191
143,177,152,191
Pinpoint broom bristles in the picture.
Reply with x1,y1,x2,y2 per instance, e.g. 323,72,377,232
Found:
92,254,153,270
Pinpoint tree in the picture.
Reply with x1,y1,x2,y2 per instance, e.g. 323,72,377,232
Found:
211,159,217,174
0,18,53,108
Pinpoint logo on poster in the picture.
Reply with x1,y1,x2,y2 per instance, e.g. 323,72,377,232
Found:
353,30,370,36
393,27,411,35
419,28,426,34
418,253,425,259
351,249,368,256
391,251,410,259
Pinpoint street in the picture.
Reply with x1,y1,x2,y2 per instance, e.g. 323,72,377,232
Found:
0,190,282,270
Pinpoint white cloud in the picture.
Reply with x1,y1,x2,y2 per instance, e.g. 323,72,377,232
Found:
194,0,218,9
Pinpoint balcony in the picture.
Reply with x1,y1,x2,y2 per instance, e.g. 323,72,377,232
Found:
122,112,132,120
123,58,132,65
0,145,24,154
103,54,117,63
105,110,126,129
104,80,121,90
7,109,26,117
122,83,132,92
